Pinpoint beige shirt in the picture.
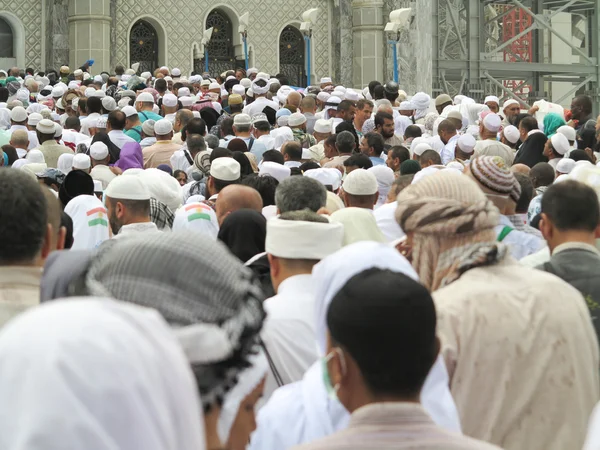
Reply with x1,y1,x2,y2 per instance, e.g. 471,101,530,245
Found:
143,140,182,169
0,266,42,328
323,155,351,168
473,139,514,166
292,403,499,450
385,134,404,147
433,257,599,450
89,164,117,189
172,131,183,145
38,140,74,169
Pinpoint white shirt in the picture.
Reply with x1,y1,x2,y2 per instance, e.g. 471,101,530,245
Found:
62,129,88,147
80,112,101,136
170,145,193,172
15,147,27,158
89,165,117,190
113,222,160,240
284,161,302,168
140,137,156,149
257,134,276,150
373,201,405,242
107,130,136,150
440,134,459,165
164,113,176,124
548,158,560,170
496,215,544,260
242,97,280,117
9,125,39,150
261,274,318,403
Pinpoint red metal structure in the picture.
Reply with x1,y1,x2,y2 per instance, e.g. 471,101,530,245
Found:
502,6,533,97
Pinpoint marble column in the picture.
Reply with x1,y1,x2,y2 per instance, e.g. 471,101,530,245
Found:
109,0,117,70
352,0,385,89
413,0,433,93
68,0,111,74
339,0,353,87
45,0,70,69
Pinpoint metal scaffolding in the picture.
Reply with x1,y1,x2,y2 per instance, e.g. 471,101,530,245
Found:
432,0,600,111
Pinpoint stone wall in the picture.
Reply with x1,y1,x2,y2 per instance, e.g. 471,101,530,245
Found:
4,0,44,69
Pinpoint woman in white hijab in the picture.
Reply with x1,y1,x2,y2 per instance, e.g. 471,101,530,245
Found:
249,241,461,450
173,201,220,239
57,152,74,175
0,298,206,450
64,194,110,249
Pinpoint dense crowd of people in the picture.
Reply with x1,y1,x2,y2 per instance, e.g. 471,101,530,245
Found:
1,62,600,449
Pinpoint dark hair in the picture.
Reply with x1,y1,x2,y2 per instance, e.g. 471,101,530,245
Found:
107,111,126,130
77,97,88,114
182,118,207,141
65,116,81,131
232,152,254,177
530,162,555,187
1,145,19,165
0,87,8,103
275,176,327,213
388,145,410,164
220,117,234,137
86,96,102,114
327,268,437,397
569,149,593,163
262,149,285,165
299,161,320,172
437,119,456,135
363,132,385,156
108,197,150,217
173,169,187,180
513,172,534,214
404,125,422,139
209,148,233,163
61,212,74,249
154,78,167,92
275,74,289,86
0,169,48,264
368,81,381,98
253,120,270,133
283,141,303,161
338,100,355,112
344,153,373,169
374,112,394,129
240,174,279,206
373,84,385,101
335,123,359,151
227,138,249,153
519,115,538,133
356,99,374,111
542,180,599,232
114,65,125,75
419,149,442,166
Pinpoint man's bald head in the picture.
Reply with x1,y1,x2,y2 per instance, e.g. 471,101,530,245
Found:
10,129,29,148
510,163,530,175
215,184,264,226
286,91,302,109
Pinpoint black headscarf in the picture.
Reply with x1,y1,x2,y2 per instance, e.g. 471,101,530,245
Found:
217,209,266,263
513,132,548,168
232,151,254,177
59,170,95,207
576,120,598,152
91,131,121,164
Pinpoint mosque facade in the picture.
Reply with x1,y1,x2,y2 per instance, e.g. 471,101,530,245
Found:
0,0,433,92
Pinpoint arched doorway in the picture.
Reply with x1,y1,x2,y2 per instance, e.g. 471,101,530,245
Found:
279,26,306,87
130,20,159,74
0,18,14,58
194,9,244,76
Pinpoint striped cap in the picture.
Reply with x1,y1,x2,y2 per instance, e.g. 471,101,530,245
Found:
470,155,514,196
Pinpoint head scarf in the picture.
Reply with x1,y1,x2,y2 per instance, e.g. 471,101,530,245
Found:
423,112,439,134
513,132,548,168
138,168,182,212
395,170,505,292
272,126,293,150
84,232,266,410
149,197,175,230
114,141,144,171
462,103,489,126
232,152,254,177
57,153,74,175
192,150,211,177
59,170,95,207
0,108,10,130
411,92,432,120
173,202,220,239
330,208,385,246
218,210,267,263
0,299,206,450
543,112,566,138
91,132,121,164
64,195,110,249
577,120,598,151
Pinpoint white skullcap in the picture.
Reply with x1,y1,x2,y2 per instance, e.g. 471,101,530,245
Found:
502,125,520,144
27,112,43,126
556,158,575,174
90,142,109,160
91,90,105,98
142,119,155,136
93,75,103,83
10,106,27,123
232,85,246,95
121,105,138,118
342,168,378,195
105,174,151,200
96,117,108,128
266,217,344,260
67,80,80,90
320,77,332,84
101,97,117,111
503,99,520,110
51,86,65,98
54,124,63,138
154,119,173,136
136,92,155,103
177,87,190,97
141,71,152,80
334,85,346,94
314,119,332,134
163,76,173,82
557,125,576,142
72,153,91,170
180,97,194,107
304,168,342,191
411,92,431,111
247,68,258,76
288,112,307,127
71,97,80,110
259,162,291,183
240,78,252,89
208,82,220,91
137,168,182,211
36,119,55,134
457,134,476,154
345,90,359,102
73,69,83,77
26,149,45,163
211,157,241,181
257,72,270,80
367,165,395,197
399,101,414,111
277,86,292,104
413,143,433,156
484,95,500,105
162,93,178,107
251,77,270,95
200,79,211,87
84,87,96,98
171,68,181,77
233,114,252,126
55,98,65,110
482,113,502,132
317,92,330,103
331,90,345,99
551,133,570,155
16,89,29,103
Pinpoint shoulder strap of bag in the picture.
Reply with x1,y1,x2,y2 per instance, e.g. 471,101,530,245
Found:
497,226,514,242
260,338,284,387
248,137,255,151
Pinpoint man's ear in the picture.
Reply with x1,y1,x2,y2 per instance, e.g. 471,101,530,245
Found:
40,224,53,260
539,213,552,241
56,226,67,251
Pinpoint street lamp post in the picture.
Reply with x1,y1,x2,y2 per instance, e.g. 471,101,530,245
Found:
300,8,319,87
385,8,412,84
239,12,250,71
202,27,214,74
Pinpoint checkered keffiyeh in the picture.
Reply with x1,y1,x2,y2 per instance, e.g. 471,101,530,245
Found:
85,231,266,410
149,198,174,230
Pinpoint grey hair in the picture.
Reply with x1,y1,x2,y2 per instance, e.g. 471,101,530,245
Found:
275,176,327,213
335,131,356,153
204,134,219,149
235,124,251,133
187,134,207,153
279,209,329,223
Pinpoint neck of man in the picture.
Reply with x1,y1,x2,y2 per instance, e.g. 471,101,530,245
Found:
235,131,251,138
346,388,421,414
122,216,151,229
481,130,497,140
273,266,313,293
548,230,598,254
354,116,365,129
